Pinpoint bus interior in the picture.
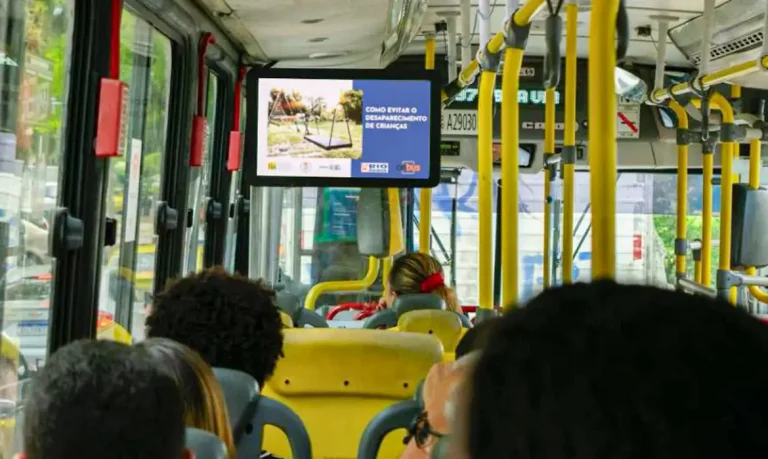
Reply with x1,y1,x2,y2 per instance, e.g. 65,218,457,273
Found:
3,0,768,458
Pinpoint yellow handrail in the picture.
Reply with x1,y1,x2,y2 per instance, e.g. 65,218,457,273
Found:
501,46,524,307
702,151,713,287
710,92,736,304
588,0,619,279
478,70,497,311
440,0,546,105
668,100,689,278
420,36,436,253
543,87,556,288
304,257,380,310
651,57,768,104
746,139,768,302
561,1,577,284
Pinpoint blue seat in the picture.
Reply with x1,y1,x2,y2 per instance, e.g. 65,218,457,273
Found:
186,428,228,459
213,368,312,459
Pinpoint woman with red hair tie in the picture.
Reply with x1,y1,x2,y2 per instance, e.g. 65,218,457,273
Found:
379,252,460,312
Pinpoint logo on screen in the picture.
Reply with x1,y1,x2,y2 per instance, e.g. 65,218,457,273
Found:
300,162,310,173
361,162,388,174
267,162,277,170
397,161,421,175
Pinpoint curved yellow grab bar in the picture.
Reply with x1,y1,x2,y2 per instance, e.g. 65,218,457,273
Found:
709,92,736,303
304,257,379,310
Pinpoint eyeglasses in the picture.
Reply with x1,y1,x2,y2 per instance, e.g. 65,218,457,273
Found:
403,411,446,449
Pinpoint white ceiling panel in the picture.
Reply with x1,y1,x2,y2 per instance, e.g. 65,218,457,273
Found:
405,0,735,67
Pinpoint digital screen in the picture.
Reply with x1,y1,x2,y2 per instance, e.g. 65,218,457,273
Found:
250,69,440,188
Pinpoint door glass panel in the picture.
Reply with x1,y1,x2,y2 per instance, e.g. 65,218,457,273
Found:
0,0,73,456
99,10,171,343
224,95,245,272
184,72,217,273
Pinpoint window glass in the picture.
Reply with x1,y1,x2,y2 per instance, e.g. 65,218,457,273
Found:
99,10,171,343
184,72,217,273
0,0,73,456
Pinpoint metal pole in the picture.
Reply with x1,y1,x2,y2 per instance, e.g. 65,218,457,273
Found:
460,0,472,68
650,16,677,90
439,12,460,81
699,0,716,75
479,0,491,50
506,0,520,19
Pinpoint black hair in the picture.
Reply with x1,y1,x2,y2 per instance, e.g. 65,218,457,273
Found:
455,318,498,359
23,340,185,459
146,267,284,386
469,280,768,459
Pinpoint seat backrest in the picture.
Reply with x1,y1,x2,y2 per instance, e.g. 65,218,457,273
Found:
731,184,768,268
213,368,312,459
186,428,228,459
357,188,404,257
363,308,397,329
394,294,444,317
276,291,329,328
262,328,442,458
358,400,421,459
398,310,463,353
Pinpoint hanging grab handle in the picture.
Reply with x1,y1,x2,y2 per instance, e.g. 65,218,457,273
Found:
616,0,629,63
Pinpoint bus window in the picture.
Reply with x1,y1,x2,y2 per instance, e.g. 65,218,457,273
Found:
99,10,172,341
0,0,73,455
184,71,218,273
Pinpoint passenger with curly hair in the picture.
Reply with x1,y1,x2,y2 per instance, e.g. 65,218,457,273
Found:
146,267,284,387
444,280,768,459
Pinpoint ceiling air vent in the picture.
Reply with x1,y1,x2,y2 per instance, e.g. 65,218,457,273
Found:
669,0,768,88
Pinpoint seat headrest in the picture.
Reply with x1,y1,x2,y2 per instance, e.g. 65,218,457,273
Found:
212,367,259,439
393,294,444,317
357,188,404,257
398,310,462,352
363,308,397,329
267,328,442,399
185,428,228,459
731,184,768,268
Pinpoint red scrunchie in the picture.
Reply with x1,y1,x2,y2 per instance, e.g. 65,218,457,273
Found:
420,273,445,293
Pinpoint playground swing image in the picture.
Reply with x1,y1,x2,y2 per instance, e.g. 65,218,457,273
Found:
303,104,353,150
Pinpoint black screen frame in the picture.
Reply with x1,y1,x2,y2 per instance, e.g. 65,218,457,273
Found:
244,66,442,188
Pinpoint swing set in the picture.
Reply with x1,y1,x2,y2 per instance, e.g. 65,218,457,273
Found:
268,93,354,151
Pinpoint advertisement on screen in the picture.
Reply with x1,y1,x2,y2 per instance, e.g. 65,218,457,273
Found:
249,69,440,188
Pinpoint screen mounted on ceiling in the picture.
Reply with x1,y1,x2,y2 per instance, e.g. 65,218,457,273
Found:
245,67,442,188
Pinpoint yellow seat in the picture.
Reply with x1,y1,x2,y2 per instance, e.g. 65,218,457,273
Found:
397,310,464,353
262,328,442,458
279,311,294,328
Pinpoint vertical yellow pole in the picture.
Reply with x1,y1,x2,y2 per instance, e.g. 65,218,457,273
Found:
588,0,619,279
419,35,436,253
478,70,497,310
562,1,577,284
668,100,689,278
501,47,523,307
543,88,556,288
477,70,496,309
711,93,735,303
702,152,713,286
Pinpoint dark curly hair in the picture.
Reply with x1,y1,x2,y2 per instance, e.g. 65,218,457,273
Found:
468,280,768,459
146,267,284,386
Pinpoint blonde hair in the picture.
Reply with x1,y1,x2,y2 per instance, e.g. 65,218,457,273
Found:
388,252,460,312
138,338,235,457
